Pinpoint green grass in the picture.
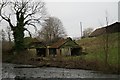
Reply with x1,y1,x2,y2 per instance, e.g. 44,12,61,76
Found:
77,32,119,65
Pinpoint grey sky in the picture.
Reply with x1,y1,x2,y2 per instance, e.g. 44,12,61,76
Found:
0,0,119,38
45,2,118,38
118,1,120,22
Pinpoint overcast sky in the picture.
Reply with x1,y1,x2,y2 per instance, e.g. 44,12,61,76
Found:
44,1,118,38
0,0,119,38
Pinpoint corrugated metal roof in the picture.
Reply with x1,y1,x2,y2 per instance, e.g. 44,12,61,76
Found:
89,22,120,37
89,28,106,37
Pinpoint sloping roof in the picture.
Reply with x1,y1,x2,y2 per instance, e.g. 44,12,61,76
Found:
49,38,67,48
89,27,106,37
50,37,80,48
24,37,46,48
89,22,120,37
29,42,46,48
24,37,80,49
24,37,40,45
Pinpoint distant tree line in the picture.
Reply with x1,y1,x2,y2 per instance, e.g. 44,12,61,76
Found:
82,28,93,38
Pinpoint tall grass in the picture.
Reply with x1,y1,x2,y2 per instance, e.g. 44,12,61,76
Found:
76,32,119,73
2,41,37,64
77,32,119,63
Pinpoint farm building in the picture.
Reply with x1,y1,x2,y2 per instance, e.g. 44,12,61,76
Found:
24,37,47,57
29,42,47,57
89,22,120,37
27,37,82,57
48,37,82,57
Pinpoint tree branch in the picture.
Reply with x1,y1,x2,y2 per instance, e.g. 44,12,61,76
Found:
24,28,32,37
24,1,45,19
0,1,14,29
24,17,42,26
26,23,37,31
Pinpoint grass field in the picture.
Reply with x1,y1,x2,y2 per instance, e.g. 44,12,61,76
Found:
76,32,119,67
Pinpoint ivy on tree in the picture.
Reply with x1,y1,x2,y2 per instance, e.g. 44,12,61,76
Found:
0,0,47,53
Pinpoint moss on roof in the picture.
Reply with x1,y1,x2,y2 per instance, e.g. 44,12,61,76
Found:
50,38,80,48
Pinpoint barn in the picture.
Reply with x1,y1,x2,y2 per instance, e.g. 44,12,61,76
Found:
89,22,120,37
27,37,82,57
29,42,46,57
47,37,82,57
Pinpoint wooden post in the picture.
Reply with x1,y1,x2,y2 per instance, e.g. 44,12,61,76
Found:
46,46,50,57
56,48,61,57
80,22,82,38
56,48,62,60
69,48,71,56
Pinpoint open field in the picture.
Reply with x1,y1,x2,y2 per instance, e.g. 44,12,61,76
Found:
75,32,120,73
77,32,119,65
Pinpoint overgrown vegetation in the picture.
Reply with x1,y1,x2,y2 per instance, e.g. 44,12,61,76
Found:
2,32,119,74
76,32,119,73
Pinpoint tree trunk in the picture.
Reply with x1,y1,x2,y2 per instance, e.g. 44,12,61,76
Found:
13,26,25,53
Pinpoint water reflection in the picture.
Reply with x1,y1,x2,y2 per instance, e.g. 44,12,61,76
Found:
2,63,120,79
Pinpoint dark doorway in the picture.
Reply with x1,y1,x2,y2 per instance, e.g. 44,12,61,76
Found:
71,48,80,56
49,48,56,57
36,48,46,57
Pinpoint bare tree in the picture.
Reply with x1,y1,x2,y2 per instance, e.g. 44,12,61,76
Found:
6,26,12,43
104,11,109,67
0,29,6,42
38,17,66,43
0,0,47,53
83,28,93,38
99,11,109,68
